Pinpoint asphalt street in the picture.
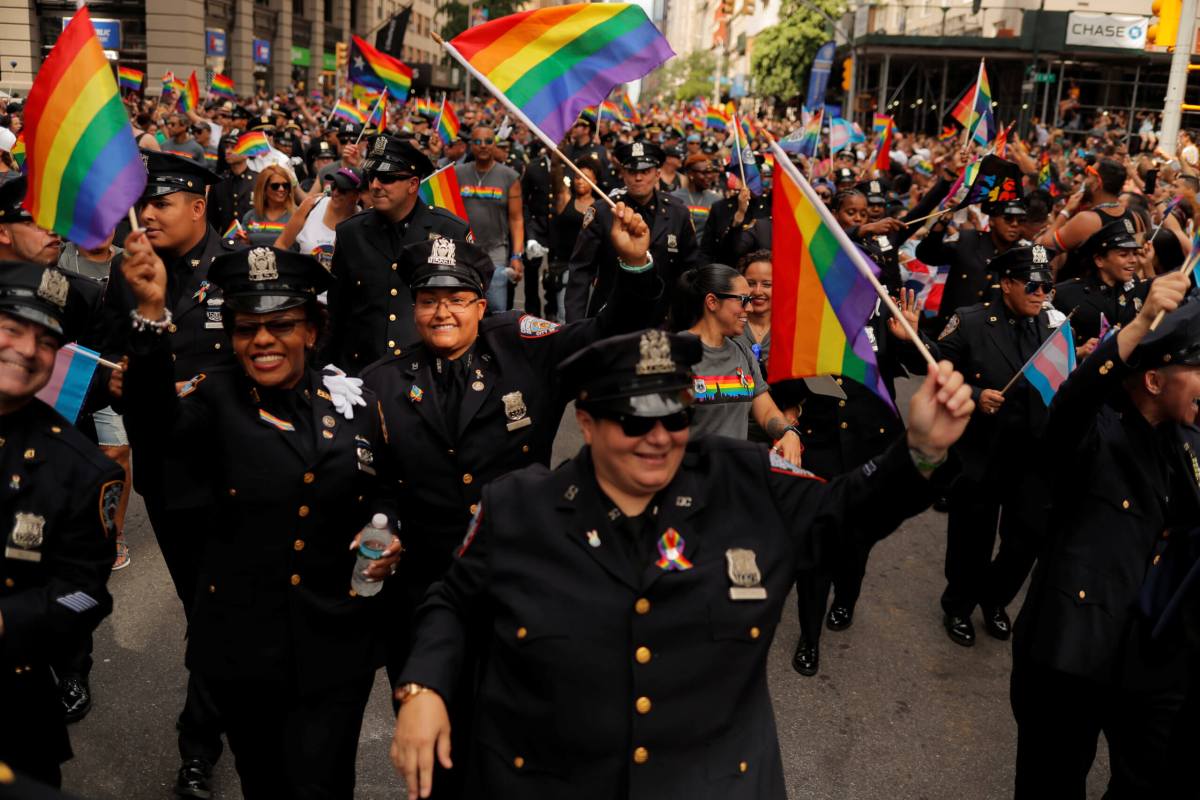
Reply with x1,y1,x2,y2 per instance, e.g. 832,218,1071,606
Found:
60,378,1111,799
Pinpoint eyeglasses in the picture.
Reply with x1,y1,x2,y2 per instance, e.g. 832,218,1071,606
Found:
1023,280,1054,294
415,295,480,313
470,138,495,145
595,408,693,437
231,317,306,338
267,182,290,191
1000,214,1023,224
370,172,416,185
714,292,753,307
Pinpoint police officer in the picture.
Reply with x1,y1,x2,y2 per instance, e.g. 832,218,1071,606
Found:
892,243,1057,646
101,150,234,798
119,242,401,799
322,136,469,375
915,198,1026,333
0,263,122,788
1010,271,1196,799
206,136,257,235
565,140,700,323
1052,218,1149,345
700,183,771,267
520,142,555,318
388,329,973,799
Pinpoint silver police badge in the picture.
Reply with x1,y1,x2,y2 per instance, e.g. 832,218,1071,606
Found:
247,247,278,282
37,269,70,310
631,142,644,158
428,237,456,266
372,135,389,156
6,511,45,562
636,329,674,375
726,548,768,601
667,233,678,252
1123,217,1135,234
1032,245,1049,265
502,391,532,431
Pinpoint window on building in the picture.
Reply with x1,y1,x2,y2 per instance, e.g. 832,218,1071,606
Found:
351,0,358,29
294,0,304,14
324,1,332,22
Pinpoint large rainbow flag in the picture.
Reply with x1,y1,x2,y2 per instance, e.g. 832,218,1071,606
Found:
177,70,200,114
442,4,673,145
350,34,412,102
22,8,146,249
230,131,271,157
418,164,471,227
117,66,144,93
767,140,892,409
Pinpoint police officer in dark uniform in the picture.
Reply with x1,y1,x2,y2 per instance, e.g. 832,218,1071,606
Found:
101,150,235,798
915,198,1026,334
206,136,257,235
700,187,771,267
893,243,1057,647
119,242,401,799
1010,271,1197,799
322,135,470,375
1052,218,1149,345
0,263,121,788
388,329,974,800
565,140,700,323
520,142,555,318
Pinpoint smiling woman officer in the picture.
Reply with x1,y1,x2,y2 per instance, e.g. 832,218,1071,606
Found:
118,239,401,800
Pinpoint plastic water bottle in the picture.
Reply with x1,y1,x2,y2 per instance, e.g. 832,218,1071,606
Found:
351,514,394,597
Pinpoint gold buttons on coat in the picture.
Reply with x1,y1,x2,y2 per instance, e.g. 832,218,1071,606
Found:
290,574,301,586
739,761,749,773
298,505,310,517
635,646,651,664
634,598,650,615
303,472,315,484
635,697,652,714
1078,590,1086,600
749,627,761,639
513,756,525,769
294,540,305,551
462,473,473,484
516,627,527,640
633,747,649,764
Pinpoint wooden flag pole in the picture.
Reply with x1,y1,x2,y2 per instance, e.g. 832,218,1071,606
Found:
1000,308,1077,395
354,93,385,145
767,134,937,370
906,206,956,227
432,32,617,211
1149,249,1200,330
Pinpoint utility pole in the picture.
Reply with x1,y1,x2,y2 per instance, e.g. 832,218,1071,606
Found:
1159,0,1198,149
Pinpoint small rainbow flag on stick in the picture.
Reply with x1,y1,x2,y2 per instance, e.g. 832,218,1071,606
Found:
415,96,438,118
35,343,101,424
22,8,146,249
350,34,412,102
616,89,640,125
418,163,470,223
441,3,674,146
332,98,366,125
118,66,144,93
435,98,460,144
209,73,235,100
705,103,728,131
177,70,200,113
875,115,894,170
231,131,271,157
11,134,24,170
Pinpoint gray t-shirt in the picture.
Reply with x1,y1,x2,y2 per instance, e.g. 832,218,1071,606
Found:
162,137,206,166
689,335,766,440
455,161,519,260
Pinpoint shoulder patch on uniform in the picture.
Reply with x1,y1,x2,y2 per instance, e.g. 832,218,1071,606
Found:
456,503,483,557
769,450,824,481
177,373,206,398
518,314,562,338
938,314,960,341
582,205,596,228
99,479,123,539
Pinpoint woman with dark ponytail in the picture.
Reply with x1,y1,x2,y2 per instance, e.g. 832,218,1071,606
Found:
670,263,804,466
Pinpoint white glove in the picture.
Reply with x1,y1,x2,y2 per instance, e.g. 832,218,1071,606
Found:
525,239,548,259
322,364,367,420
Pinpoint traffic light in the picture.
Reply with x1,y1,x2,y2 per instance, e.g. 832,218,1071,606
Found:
335,41,349,69
841,57,853,92
1149,0,1181,48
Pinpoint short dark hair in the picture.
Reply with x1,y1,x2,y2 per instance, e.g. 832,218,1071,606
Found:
736,249,772,274
1096,159,1125,195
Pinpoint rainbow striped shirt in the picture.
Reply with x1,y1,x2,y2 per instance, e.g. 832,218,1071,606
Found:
460,185,506,202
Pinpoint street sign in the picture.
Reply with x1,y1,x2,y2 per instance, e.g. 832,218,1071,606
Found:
1034,72,1057,83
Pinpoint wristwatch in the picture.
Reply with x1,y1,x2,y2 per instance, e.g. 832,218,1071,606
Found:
395,682,433,704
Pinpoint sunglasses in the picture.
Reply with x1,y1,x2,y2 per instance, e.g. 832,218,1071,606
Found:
1023,281,1054,294
370,172,416,184
231,317,306,338
595,408,693,437
714,292,754,307
470,138,495,145
267,182,290,191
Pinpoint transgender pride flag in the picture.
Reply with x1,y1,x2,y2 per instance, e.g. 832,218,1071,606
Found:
1022,321,1076,406
35,343,100,423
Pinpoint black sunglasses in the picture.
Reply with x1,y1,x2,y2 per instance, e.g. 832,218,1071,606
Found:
370,172,416,184
1023,280,1054,294
267,182,289,191
231,317,305,338
714,292,753,307
470,137,495,145
595,408,693,437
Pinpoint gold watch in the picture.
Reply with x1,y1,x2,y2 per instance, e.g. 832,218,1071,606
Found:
395,682,432,704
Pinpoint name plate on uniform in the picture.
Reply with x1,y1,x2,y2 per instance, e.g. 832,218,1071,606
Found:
5,546,41,562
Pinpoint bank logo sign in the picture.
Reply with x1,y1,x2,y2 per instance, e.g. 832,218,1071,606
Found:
1065,12,1148,50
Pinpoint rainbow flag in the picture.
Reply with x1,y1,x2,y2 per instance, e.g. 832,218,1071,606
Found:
599,99,623,123
872,113,891,135
415,96,439,118
579,105,597,123
418,163,470,224
767,142,892,409
965,60,994,146
22,9,146,250
1022,321,1076,406
246,220,286,235
11,134,24,170
332,98,366,125
351,84,383,107
705,104,728,131
938,125,957,142
435,98,460,145
616,89,640,125
176,70,200,114
990,121,1013,159
782,107,821,157
222,218,245,239
875,116,894,170
365,97,386,129
443,3,674,145
209,73,235,101
35,342,100,423
350,34,412,102
231,131,270,157
118,66,143,92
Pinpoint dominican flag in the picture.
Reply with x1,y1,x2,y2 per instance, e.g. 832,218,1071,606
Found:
1022,321,1077,406
901,256,948,317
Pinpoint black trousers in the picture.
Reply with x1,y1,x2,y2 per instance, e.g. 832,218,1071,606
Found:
1011,657,1186,799
942,478,1041,618
794,552,867,647
206,672,375,800
143,498,224,765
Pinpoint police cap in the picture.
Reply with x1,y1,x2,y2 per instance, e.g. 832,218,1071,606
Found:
400,237,494,296
983,197,1027,218
857,179,889,205
0,262,84,339
0,175,33,223
700,138,719,155
249,113,276,133
208,246,333,314
310,140,337,161
989,242,1054,284
615,140,664,171
337,121,362,143
559,329,702,417
834,167,857,186
362,134,434,179
1083,218,1141,257
1131,299,1200,368
141,150,221,199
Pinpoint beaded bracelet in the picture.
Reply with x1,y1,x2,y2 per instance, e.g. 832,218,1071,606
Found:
130,308,173,334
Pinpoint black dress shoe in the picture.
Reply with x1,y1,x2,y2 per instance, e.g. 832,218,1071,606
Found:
826,604,854,631
175,759,213,800
932,495,951,513
983,606,1012,640
60,676,91,723
792,639,819,676
942,614,976,647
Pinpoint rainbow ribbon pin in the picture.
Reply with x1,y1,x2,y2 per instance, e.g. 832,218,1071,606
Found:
655,528,693,571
